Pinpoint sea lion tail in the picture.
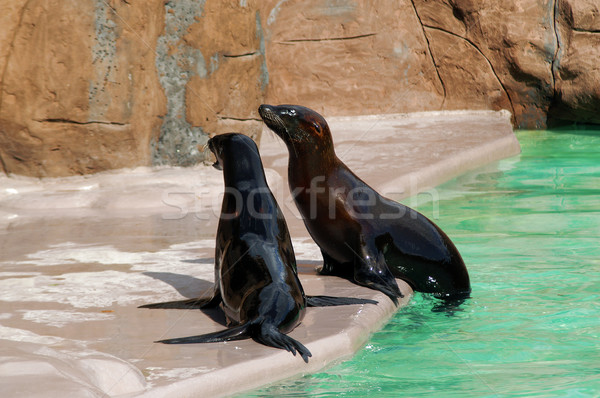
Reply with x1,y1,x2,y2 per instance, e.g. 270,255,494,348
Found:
156,324,249,344
306,295,378,307
252,323,312,363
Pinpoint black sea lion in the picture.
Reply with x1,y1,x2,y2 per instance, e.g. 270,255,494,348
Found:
140,133,375,362
258,104,471,305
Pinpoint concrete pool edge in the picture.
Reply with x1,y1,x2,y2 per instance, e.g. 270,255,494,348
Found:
138,280,413,398
381,133,522,198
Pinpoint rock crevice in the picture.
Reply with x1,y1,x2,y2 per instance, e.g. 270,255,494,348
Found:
223,52,259,58
423,24,516,119
550,0,561,95
34,118,128,127
410,0,446,108
277,33,377,44
572,28,600,33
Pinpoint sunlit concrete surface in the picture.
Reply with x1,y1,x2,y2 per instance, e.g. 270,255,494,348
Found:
0,111,519,397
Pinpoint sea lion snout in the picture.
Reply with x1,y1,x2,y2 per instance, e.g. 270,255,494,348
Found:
208,133,256,171
258,104,277,124
258,104,288,135
207,135,226,170
258,104,285,128
258,104,303,122
258,104,273,117
259,104,330,148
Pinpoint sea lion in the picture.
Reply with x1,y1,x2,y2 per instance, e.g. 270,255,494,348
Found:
140,133,375,362
258,104,471,305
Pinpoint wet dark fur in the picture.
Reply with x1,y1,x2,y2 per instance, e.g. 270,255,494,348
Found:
140,133,376,362
258,105,471,305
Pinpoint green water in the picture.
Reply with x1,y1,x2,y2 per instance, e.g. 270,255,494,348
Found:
242,128,600,397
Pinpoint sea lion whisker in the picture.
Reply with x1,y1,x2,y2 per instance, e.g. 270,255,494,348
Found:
284,128,299,159
276,121,298,158
267,128,285,151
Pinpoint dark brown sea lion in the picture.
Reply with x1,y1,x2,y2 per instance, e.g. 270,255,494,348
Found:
140,133,375,362
258,104,471,305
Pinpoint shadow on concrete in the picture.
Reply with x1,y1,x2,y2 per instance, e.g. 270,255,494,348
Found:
141,269,227,326
181,258,214,264
297,261,321,274
143,270,213,298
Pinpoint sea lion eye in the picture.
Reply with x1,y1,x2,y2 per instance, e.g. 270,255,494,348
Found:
313,122,321,133
288,109,296,116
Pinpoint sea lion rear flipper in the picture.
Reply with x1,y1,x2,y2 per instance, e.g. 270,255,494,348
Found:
252,323,312,363
139,290,222,309
306,295,377,307
159,322,312,362
157,323,249,344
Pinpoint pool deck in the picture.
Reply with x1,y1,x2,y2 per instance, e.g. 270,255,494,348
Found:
0,110,519,397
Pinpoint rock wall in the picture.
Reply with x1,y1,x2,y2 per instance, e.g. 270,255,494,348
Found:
152,1,268,166
0,0,266,177
0,0,598,177
0,0,167,177
263,0,600,128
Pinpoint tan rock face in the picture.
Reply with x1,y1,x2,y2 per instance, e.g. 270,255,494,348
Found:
184,1,266,140
413,0,558,128
262,0,445,115
0,0,598,177
550,0,600,123
0,0,166,177
151,1,267,167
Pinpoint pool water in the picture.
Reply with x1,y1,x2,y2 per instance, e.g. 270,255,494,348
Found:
241,128,600,397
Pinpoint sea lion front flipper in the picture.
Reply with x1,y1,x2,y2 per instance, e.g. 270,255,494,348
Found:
353,246,404,306
306,295,378,307
138,289,222,309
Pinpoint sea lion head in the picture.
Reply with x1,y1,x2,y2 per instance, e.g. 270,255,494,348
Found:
258,104,333,151
207,133,259,171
